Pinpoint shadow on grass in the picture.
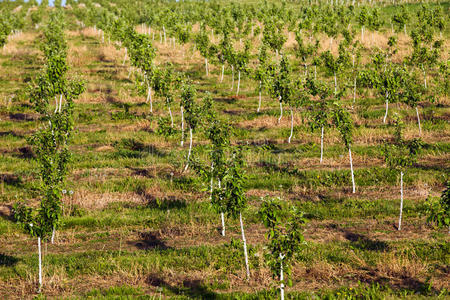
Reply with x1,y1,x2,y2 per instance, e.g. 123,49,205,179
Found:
0,253,19,267
0,174,24,189
0,131,25,138
147,275,218,299
136,188,187,210
363,275,439,296
342,230,389,252
129,231,171,250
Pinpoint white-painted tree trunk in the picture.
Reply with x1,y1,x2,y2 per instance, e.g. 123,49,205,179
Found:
239,212,250,279
288,108,294,144
257,81,262,113
221,212,225,236
236,71,241,96
398,171,404,230
38,237,42,292
218,179,225,236
51,226,55,244
231,66,234,90
349,147,355,193
334,72,337,95
146,83,151,103
180,106,184,146
163,26,166,44
184,128,193,172
353,77,357,104
168,106,173,127
314,65,317,80
422,66,427,89
416,107,422,136
280,254,285,300
122,48,127,66
60,94,63,112
361,26,364,41
320,126,324,164
220,65,224,82
210,162,214,199
278,97,283,124
383,92,389,123
205,58,208,76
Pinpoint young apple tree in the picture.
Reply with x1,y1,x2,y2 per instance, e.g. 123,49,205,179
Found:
425,182,449,233
382,114,423,231
306,78,333,163
218,147,250,279
331,102,356,193
208,120,231,236
259,198,306,300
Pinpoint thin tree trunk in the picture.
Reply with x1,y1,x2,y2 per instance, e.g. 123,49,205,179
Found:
334,72,337,95
210,163,214,199
122,48,127,66
184,128,193,172
361,26,364,41
416,107,422,135
231,65,234,90
236,71,241,96
205,58,208,76
38,237,42,293
383,92,389,123
221,212,225,236
257,81,262,113
180,106,184,146
220,65,224,82
353,77,356,104
278,97,283,124
146,83,151,103
218,179,225,236
54,95,58,113
349,147,355,193
168,106,173,127
163,25,166,44
320,126,324,163
398,171,404,230
51,226,55,244
280,254,285,300
149,86,153,113
288,108,294,143
239,212,250,280
314,65,317,80
422,66,427,89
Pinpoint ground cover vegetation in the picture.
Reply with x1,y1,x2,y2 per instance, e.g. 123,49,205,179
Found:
0,0,449,298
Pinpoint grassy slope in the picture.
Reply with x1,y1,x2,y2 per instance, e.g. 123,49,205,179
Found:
0,3,449,299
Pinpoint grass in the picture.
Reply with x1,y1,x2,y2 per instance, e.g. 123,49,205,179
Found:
0,1,449,299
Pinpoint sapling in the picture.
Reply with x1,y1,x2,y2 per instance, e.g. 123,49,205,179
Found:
195,29,210,77
234,41,250,97
425,181,449,232
219,147,250,279
332,102,355,193
152,64,181,127
14,10,85,291
307,78,332,163
269,54,293,126
208,120,231,236
259,198,306,300
382,114,423,230
181,84,201,172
